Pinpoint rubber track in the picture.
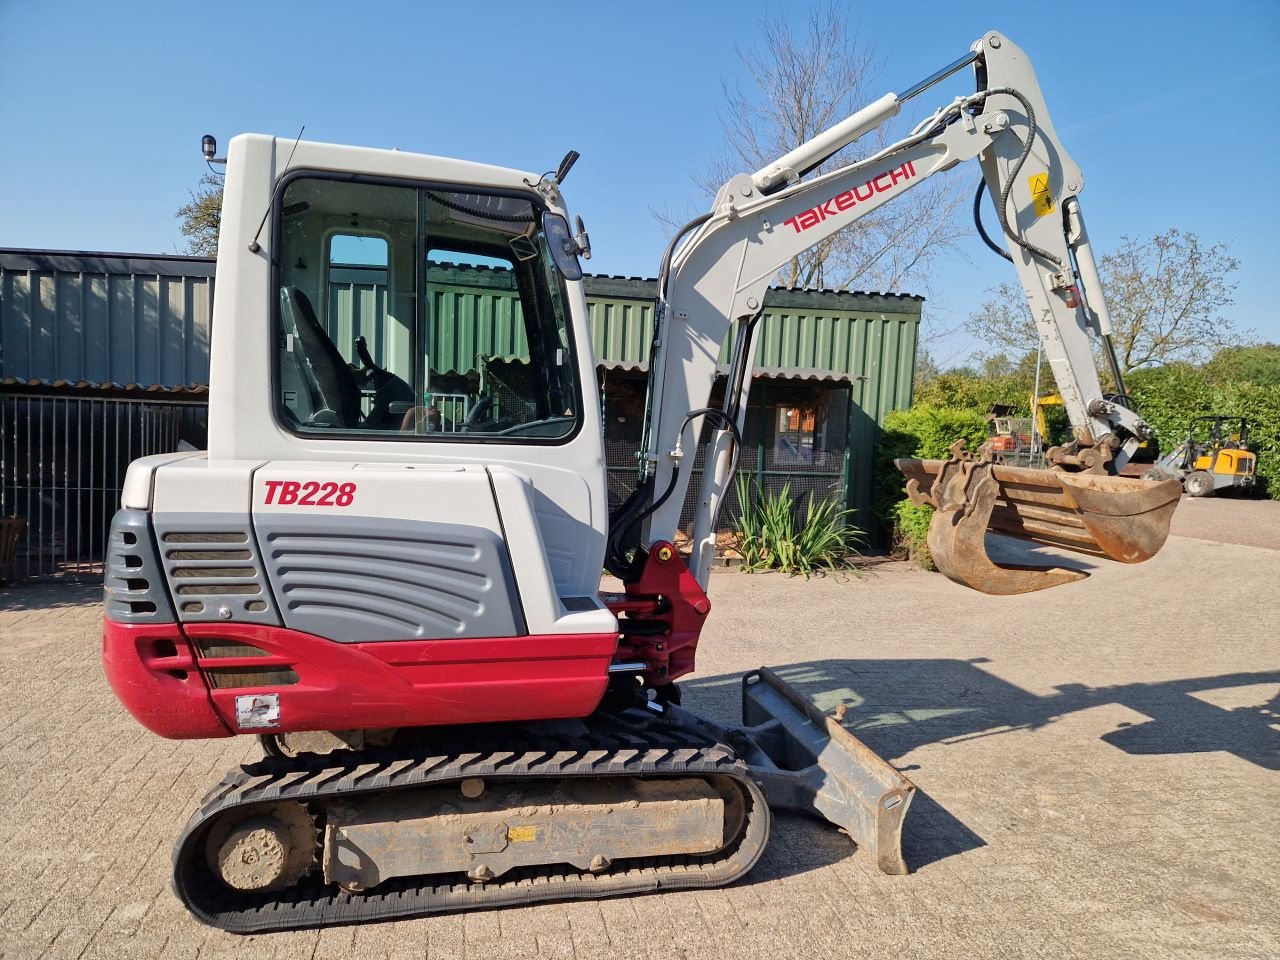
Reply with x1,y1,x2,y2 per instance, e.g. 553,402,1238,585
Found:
172,728,771,933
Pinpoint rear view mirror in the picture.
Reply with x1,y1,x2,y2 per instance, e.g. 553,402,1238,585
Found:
542,212,583,281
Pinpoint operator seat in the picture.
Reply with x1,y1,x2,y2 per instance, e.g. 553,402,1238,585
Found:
280,287,361,427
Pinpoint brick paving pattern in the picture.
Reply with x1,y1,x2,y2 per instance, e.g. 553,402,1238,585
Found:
1,497,1277,959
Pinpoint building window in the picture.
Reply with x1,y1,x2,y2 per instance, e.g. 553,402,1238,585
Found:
774,405,818,464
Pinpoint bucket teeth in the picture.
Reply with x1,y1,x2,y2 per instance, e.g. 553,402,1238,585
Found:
896,442,1180,596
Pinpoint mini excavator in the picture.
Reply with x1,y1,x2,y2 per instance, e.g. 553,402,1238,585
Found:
102,31,1179,932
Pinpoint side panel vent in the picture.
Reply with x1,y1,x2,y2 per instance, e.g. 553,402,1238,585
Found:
103,510,174,622
256,513,525,643
206,666,300,689
153,515,280,626
195,640,271,658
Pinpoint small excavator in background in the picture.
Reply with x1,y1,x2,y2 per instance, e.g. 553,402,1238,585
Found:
985,403,1035,457
102,30,1181,932
1144,415,1257,497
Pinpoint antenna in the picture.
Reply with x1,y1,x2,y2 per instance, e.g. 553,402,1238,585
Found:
248,125,306,254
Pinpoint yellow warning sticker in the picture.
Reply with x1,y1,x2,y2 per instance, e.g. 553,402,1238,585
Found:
1029,173,1054,217
507,825,537,843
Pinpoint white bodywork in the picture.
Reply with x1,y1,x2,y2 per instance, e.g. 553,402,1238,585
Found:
203,135,609,603
637,31,1153,583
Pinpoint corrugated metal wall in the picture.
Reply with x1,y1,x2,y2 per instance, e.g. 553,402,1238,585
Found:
1,251,919,401
425,264,528,374
583,275,922,393
0,251,214,386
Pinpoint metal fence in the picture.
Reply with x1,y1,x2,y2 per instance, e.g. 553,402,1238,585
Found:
0,391,207,581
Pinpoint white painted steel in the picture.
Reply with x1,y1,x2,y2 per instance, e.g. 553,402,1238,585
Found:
205,135,608,600
488,466,617,636
151,455,266,515
752,94,901,193
120,451,206,510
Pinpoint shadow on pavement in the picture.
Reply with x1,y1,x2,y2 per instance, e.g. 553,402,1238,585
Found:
0,581,100,612
984,533,1098,574
685,658,1280,871
689,659,1280,772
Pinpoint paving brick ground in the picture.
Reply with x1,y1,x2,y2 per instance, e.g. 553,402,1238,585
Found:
1,497,1277,959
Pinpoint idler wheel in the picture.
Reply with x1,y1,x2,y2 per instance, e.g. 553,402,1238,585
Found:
214,817,291,891
205,801,318,892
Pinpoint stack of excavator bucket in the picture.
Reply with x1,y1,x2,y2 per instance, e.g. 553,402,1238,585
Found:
896,442,1181,595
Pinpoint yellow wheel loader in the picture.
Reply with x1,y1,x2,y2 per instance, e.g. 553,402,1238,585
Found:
1144,415,1258,497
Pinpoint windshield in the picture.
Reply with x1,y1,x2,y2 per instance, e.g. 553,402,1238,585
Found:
273,175,581,442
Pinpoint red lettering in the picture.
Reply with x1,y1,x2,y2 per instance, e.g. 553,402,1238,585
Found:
263,479,357,507
781,163,918,237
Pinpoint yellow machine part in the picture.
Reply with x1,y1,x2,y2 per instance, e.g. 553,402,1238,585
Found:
1195,449,1256,475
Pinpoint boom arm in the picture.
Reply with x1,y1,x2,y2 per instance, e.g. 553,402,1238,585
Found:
624,31,1154,587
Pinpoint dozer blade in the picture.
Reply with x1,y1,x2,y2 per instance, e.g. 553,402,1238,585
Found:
895,444,1181,596
670,667,916,874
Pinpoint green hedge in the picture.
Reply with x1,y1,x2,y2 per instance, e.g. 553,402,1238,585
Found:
1128,366,1280,497
874,405,987,566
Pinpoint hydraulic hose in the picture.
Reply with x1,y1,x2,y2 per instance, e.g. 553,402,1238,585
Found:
973,180,1013,262
979,87,1061,267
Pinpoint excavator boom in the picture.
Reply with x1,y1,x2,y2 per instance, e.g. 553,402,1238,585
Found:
618,30,1172,595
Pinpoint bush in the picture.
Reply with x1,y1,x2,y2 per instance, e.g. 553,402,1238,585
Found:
1128,365,1280,498
890,500,936,569
914,371,1035,412
873,405,987,566
733,476,863,578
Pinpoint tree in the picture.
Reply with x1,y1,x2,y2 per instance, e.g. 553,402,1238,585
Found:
968,229,1246,375
177,173,224,256
913,348,941,390
685,6,969,294
1203,343,1280,388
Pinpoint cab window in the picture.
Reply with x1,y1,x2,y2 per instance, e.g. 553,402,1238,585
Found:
274,176,580,442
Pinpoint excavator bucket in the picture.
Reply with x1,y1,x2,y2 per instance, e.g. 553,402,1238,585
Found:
895,442,1181,596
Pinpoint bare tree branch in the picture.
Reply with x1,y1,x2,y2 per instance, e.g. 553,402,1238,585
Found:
966,229,1248,374
666,5,968,294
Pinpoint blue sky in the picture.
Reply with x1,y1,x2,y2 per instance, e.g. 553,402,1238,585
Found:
2,1,1277,363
